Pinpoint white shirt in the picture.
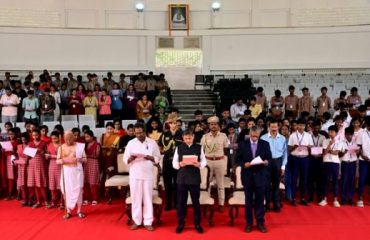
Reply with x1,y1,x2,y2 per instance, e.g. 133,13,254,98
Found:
172,145,207,170
123,137,161,180
322,138,343,163
321,119,334,133
353,129,364,144
0,94,20,116
230,103,247,122
310,133,326,157
288,131,314,156
341,139,358,162
50,91,61,105
357,129,370,161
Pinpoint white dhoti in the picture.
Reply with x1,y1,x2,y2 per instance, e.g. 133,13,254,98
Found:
61,163,84,210
130,178,153,226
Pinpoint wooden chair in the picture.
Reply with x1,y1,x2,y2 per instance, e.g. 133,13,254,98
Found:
104,153,129,204
187,166,215,226
125,164,163,225
227,166,244,226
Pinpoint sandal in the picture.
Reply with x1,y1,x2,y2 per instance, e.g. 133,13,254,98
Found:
77,212,86,219
63,213,72,220
32,203,41,209
45,202,52,209
91,201,98,206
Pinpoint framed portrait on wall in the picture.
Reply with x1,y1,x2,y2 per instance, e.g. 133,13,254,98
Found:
168,4,189,30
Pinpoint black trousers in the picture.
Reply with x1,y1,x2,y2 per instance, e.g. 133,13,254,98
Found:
177,184,201,225
308,156,324,202
244,184,266,226
266,157,282,207
163,156,178,208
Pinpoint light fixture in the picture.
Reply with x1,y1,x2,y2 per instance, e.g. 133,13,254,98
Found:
135,2,145,12
212,1,221,12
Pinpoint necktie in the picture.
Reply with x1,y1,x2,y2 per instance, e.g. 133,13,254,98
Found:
251,142,257,158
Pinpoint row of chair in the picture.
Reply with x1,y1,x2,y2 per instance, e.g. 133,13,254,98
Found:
106,154,285,226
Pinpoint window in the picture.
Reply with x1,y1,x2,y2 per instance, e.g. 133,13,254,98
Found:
155,49,202,68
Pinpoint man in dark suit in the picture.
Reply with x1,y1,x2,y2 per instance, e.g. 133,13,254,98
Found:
237,126,272,233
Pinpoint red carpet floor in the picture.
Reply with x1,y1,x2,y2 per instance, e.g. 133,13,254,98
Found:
1,200,370,240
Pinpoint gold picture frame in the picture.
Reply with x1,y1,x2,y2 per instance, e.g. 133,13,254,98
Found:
168,4,189,31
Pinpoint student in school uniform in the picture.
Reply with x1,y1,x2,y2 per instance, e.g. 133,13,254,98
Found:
356,116,370,207
319,125,344,207
27,129,49,209
83,130,101,206
288,118,314,206
4,128,19,200
340,126,359,206
308,120,326,203
14,132,30,206
46,131,62,209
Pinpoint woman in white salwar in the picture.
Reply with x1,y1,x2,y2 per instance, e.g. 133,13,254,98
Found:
57,131,87,220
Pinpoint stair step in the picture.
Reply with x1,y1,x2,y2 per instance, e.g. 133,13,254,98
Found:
172,90,215,121
173,100,216,104
174,105,215,110
173,95,215,98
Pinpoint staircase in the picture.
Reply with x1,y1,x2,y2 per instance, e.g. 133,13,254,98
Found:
171,90,216,123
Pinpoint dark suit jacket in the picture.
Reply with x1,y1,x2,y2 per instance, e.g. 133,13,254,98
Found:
236,139,272,188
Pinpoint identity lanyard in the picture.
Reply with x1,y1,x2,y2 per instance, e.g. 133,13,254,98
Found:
296,132,305,146
312,135,319,147
346,141,354,159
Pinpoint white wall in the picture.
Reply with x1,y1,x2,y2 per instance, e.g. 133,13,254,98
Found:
0,1,370,89
1,25,369,73
0,0,370,29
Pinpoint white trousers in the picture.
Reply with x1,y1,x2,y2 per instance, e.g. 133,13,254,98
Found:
130,178,153,226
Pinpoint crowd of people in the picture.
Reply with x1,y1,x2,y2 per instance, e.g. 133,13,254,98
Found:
1,70,370,234
0,70,171,126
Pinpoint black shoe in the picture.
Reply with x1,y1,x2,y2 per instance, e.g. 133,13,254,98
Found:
291,199,297,206
195,225,204,234
265,205,271,212
300,199,309,206
273,205,281,213
348,199,354,206
165,206,172,211
218,206,224,213
340,200,346,206
257,224,267,233
245,225,252,233
176,225,184,234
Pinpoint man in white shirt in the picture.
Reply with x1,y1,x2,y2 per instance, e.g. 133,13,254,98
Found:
319,125,343,207
356,116,370,207
288,118,313,206
0,87,20,123
230,98,247,122
123,123,161,231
